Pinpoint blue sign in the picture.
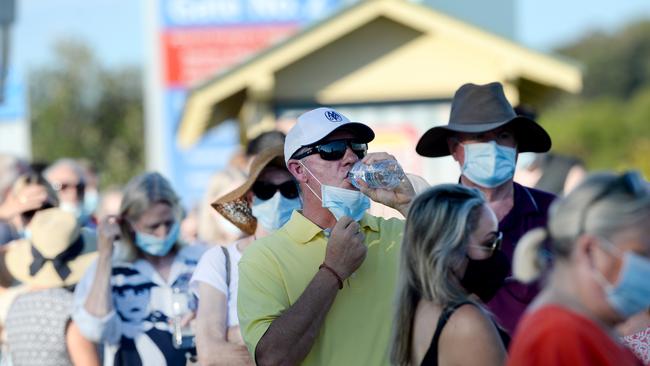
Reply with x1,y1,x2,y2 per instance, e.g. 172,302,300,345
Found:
162,0,342,27
0,71,26,122
165,88,240,207
159,0,345,208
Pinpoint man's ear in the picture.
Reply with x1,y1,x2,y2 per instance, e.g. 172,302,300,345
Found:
287,159,308,184
447,137,460,162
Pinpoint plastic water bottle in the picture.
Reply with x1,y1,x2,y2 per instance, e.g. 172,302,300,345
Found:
348,160,406,189
170,274,196,349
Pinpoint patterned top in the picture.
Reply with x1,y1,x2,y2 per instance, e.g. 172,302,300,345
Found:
623,327,650,365
73,245,207,366
5,288,74,366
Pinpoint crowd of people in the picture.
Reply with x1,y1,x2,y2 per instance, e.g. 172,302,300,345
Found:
0,81,648,366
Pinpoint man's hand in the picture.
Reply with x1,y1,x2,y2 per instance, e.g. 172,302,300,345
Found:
355,153,415,216
323,216,367,280
0,184,49,220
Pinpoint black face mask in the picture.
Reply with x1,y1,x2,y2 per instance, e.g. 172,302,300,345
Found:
460,249,510,303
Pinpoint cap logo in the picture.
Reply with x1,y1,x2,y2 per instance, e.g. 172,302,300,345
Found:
324,110,343,122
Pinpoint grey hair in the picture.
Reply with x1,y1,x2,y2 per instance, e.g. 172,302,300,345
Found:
514,171,650,283
116,172,180,262
0,154,29,200
43,158,86,184
391,184,486,366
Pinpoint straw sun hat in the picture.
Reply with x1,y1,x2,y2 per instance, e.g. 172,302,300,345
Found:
5,208,97,288
211,145,286,236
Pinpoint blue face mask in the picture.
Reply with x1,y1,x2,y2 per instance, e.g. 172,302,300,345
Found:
462,141,516,188
18,229,32,240
593,240,650,318
134,221,180,257
300,161,370,222
251,192,302,231
83,190,99,217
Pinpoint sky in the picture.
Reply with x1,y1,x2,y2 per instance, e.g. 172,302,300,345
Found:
8,0,650,75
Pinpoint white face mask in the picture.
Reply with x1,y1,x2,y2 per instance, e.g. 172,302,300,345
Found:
60,201,82,218
299,161,370,222
516,152,538,171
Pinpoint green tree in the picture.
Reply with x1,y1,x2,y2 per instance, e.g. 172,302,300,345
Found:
557,20,650,99
538,19,650,178
29,39,144,187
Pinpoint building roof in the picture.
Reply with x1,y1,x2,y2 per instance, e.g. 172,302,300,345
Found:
178,0,582,147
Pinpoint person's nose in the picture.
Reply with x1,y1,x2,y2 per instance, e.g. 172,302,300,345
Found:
152,224,169,239
341,146,359,166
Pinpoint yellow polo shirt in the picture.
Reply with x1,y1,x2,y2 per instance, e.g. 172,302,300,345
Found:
238,211,404,365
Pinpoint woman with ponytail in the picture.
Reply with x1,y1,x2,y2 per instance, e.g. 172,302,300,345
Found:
391,184,510,366
508,171,650,365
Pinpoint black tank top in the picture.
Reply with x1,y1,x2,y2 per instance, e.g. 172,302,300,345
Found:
420,302,510,366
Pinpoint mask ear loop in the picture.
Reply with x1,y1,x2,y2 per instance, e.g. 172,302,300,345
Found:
588,237,621,292
299,161,323,202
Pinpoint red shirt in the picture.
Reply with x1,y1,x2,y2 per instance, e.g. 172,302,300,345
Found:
508,305,643,366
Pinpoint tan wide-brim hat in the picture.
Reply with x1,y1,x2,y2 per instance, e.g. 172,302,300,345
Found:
211,145,286,235
5,208,97,288
416,82,552,157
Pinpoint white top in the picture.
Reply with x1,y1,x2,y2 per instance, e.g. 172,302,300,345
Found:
190,242,242,327
73,244,207,366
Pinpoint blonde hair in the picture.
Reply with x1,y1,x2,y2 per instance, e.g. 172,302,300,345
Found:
197,167,246,244
514,171,650,283
117,172,180,262
391,184,485,366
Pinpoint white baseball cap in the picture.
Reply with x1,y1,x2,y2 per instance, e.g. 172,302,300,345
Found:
284,107,375,164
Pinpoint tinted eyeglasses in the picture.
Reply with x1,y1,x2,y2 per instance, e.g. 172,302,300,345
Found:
468,231,503,255
291,139,368,161
252,180,299,200
51,181,85,194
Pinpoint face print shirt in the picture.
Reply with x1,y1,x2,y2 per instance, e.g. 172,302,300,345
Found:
72,244,207,366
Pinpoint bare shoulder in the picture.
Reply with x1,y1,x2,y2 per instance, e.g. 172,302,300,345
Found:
443,303,498,339
439,304,506,366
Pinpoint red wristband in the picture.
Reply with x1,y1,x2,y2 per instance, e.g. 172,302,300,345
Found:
319,263,343,290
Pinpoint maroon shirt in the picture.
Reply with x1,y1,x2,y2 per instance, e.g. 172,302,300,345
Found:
484,182,556,335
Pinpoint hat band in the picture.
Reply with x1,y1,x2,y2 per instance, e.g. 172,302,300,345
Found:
29,235,84,281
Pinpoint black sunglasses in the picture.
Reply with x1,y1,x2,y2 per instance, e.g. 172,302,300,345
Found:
291,139,367,161
252,180,299,200
468,231,503,255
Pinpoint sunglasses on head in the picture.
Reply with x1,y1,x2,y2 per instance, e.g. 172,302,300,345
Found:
292,139,368,161
252,180,299,200
577,171,647,235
